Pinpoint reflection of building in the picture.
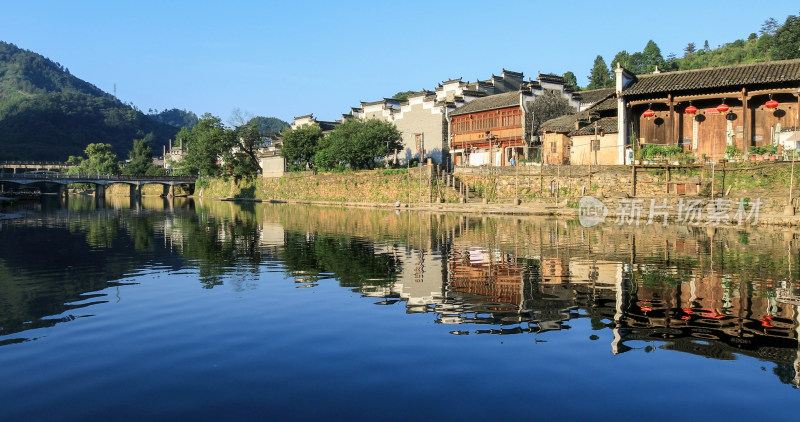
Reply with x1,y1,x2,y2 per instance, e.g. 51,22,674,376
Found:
256,207,800,387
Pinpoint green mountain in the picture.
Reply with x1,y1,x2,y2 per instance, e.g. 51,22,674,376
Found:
0,41,179,161
147,108,199,130
248,116,288,136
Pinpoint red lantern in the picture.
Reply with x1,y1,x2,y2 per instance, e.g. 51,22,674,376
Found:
685,105,697,115
716,103,729,114
765,99,779,109
643,109,655,119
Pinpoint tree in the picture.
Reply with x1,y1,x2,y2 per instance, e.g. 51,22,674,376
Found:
66,143,121,175
641,40,665,73
760,17,779,36
770,14,800,60
392,91,418,101
684,42,696,56
227,122,266,175
703,40,710,51
525,90,575,158
124,134,164,176
314,119,402,170
562,71,579,91
611,50,633,71
173,114,232,177
281,124,323,170
587,55,613,89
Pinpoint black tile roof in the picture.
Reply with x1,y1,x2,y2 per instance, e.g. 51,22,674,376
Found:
622,59,800,96
539,97,617,134
569,117,618,136
449,91,522,116
538,73,565,84
576,88,615,105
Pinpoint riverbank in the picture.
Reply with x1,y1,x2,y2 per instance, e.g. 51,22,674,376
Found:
192,163,800,227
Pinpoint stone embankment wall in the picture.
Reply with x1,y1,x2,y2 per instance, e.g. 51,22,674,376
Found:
455,163,800,213
102,163,800,214
199,167,461,204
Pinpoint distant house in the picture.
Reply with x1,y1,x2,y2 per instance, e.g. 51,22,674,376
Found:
160,138,186,172
447,73,585,167
290,114,339,134
618,59,800,162
539,91,618,165
257,136,285,178
347,69,582,168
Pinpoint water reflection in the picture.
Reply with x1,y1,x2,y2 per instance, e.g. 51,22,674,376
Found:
1,195,799,388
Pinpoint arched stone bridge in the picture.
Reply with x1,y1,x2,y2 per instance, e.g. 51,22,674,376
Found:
0,173,197,197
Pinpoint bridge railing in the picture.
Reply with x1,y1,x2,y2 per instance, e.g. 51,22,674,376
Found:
0,173,197,182
0,161,70,166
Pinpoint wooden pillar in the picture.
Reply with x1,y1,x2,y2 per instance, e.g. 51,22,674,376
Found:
742,88,749,155
668,94,674,145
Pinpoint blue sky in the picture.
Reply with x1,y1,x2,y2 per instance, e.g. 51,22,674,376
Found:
1,1,799,125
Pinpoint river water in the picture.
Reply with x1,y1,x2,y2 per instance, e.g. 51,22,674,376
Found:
1,195,798,420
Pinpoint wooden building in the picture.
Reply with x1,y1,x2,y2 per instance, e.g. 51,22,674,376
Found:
449,91,531,166
619,60,800,161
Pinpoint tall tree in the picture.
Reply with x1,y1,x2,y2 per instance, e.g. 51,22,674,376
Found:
770,14,800,60
683,42,696,56
562,71,579,91
124,134,164,176
611,50,633,71
761,17,779,36
281,124,323,170
587,55,613,89
173,114,232,177
641,40,665,73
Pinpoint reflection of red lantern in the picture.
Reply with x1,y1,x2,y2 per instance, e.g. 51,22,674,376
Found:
643,109,655,119
765,99,779,109
717,103,730,114
685,105,697,115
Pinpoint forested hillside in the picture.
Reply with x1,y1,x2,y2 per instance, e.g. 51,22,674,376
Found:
0,41,178,161
584,12,800,89
147,108,199,130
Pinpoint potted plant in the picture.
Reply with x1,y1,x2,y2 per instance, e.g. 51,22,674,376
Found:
749,146,765,161
764,144,778,161
724,145,742,162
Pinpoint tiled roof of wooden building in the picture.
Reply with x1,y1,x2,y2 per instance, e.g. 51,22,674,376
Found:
623,59,800,96
449,91,521,116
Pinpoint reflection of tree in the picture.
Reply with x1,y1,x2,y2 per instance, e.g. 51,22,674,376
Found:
171,213,263,288
773,363,797,386
126,216,154,250
281,232,401,290
68,213,119,249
